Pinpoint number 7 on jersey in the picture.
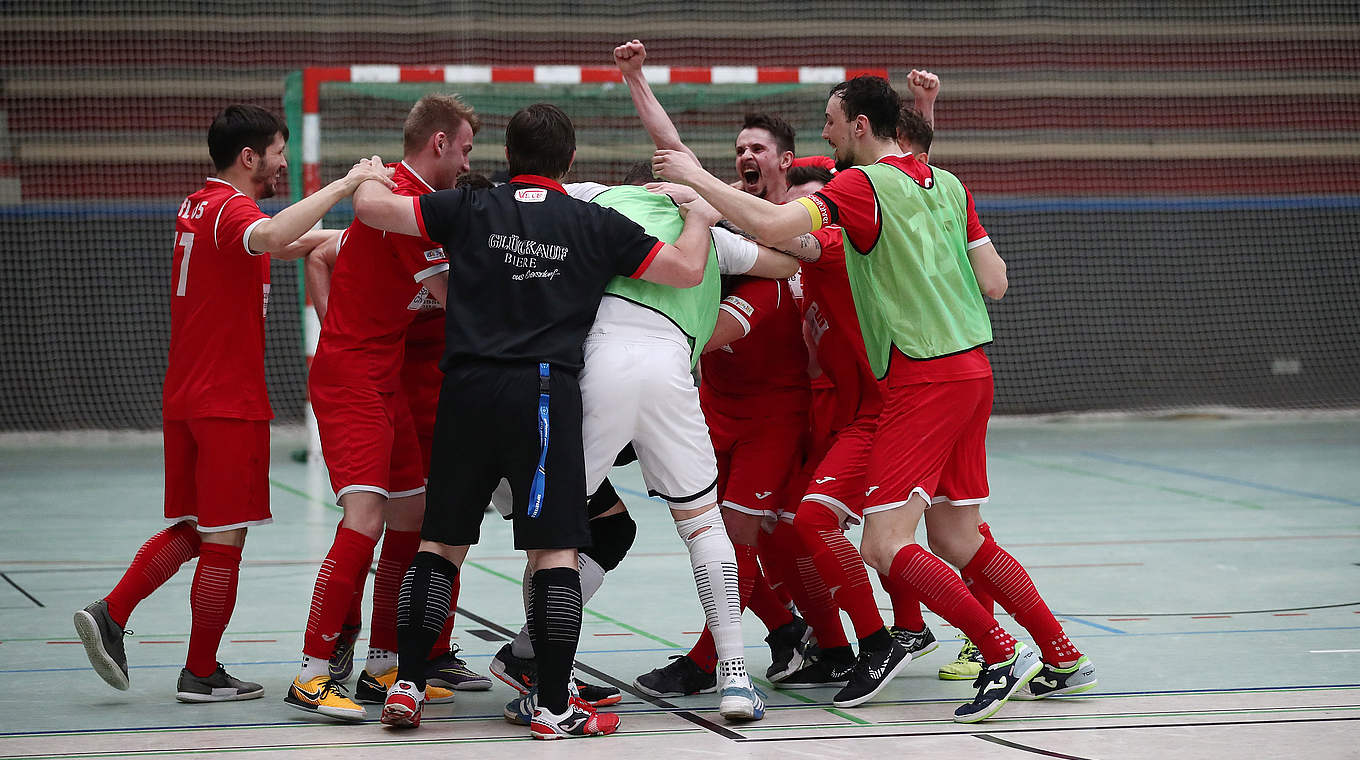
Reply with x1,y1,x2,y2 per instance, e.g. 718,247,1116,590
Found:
175,232,195,296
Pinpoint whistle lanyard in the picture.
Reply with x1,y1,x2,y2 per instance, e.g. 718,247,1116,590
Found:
527,362,550,518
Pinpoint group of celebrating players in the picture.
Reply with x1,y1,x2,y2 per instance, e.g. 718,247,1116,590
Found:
73,39,1096,740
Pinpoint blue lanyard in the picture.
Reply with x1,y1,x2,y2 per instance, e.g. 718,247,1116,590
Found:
527,362,550,519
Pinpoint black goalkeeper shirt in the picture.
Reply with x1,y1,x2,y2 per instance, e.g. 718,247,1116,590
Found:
414,175,662,374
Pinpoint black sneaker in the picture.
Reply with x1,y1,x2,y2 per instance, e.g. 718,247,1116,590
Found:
953,642,1042,723
175,664,264,702
764,616,811,681
489,643,536,694
73,600,131,691
889,625,939,659
328,623,361,682
574,679,622,707
831,640,912,708
426,648,492,691
1026,655,1097,699
633,655,717,697
773,647,857,690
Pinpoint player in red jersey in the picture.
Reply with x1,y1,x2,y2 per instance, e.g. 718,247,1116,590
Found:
654,75,1094,723
285,95,483,722
73,105,392,703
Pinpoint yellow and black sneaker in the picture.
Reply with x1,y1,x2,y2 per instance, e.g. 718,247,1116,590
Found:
938,634,985,681
284,675,366,722
355,666,456,705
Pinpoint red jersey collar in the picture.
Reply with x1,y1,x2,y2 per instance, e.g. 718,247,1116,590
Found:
509,175,566,194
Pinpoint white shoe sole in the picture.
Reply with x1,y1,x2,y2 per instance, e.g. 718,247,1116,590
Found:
953,654,1044,723
380,703,420,727
632,678,717,698
73,610,129,691
718,697,765,721
489,658,532,695
176,688,264,703
284,697,368,722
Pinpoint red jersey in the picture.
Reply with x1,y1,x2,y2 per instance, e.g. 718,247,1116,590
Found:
310,162,450,392
806,153,993,383
163,177,272,420
801,226,882,432
701,276,810,419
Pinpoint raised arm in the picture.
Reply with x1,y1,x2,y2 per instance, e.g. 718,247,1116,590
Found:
615,39,700,162
249,158,392,253
906,68,940,128
653,149,812,243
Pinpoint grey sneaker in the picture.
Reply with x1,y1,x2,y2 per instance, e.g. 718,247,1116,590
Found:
73,600,130,691
176,664,264,702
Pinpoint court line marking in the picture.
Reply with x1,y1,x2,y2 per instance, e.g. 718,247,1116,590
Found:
975,734,1097,759
451,603,746,741
1,571,45,607
1079,451,1360,506
994,452,1268,510
1311,649,1360,653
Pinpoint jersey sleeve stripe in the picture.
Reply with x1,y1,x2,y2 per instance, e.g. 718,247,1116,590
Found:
412,196,429,240
718,303,752,336
413,262,449,282
630,240,665,279
966,235,992,250
242,218,267,256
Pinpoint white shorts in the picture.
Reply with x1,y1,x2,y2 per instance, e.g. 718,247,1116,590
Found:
579,335,718,507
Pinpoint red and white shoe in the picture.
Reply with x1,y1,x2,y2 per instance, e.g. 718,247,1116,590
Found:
530,696,620,739
379,679,423,728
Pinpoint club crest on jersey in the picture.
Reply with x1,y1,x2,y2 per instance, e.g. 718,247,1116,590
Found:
515,188,548,203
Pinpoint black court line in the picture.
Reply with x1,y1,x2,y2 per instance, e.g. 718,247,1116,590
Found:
454,605,746,741
735,715,1360,742
1,571,44,607
976,734,1099,760
469,628,508,642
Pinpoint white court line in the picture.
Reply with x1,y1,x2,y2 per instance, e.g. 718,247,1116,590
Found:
1309,649,1360,653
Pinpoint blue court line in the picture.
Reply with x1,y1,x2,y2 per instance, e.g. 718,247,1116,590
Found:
1053,614,1126,635
6,196,1360,219
1080,451,1360,506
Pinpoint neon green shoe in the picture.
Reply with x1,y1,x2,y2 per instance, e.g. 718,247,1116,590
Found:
938,635,984,681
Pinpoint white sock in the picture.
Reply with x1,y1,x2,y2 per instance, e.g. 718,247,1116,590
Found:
299,654,328,682
365,647,397,673
675,507,743,662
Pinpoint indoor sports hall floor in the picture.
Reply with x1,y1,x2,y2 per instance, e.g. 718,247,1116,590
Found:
2,417,1357,759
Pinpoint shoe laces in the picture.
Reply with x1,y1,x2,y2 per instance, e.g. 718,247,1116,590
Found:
320,678,352,699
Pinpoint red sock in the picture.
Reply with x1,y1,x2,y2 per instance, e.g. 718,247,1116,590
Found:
967,522,996,615
429,574,460,658
303,527,377,660
185,542,242,677
339,521,366,629
878,571,926,631
889,544,1016,664
793,502,884,639
962,536,1081,664
763,520,849,649
105,522,201,627
369,529,420,653
744,552,793,631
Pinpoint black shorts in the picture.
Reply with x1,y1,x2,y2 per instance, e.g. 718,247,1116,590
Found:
424,360,591,551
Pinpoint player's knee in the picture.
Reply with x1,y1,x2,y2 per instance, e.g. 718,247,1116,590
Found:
582,510,636,572
793,501,841,543
925,529,978,568
675,506,735,565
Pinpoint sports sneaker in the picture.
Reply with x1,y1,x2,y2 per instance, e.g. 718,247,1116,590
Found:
717,662,765,722
489,643,536,693
504,689,537,726
328,623,361,682
890,625,939,659
355,666,455,705
1026,655,1097,698
380,679,423,728
633,655,717,698
425,648,492,691
530,696,620,739
574,678,622,707
952,641,1043,723
938,634,985,681
73,600,130,691
832,639,912,708
773,647,857,689
283,674,366,722
175,664,264,703
764,616,811,681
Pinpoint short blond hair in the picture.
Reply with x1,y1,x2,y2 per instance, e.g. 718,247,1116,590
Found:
403,94,481,154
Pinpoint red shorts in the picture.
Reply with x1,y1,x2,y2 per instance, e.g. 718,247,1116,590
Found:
311,381,426,501
163,418,271,532
400,355,442,474
862,377,992,516
707,404,807,525
801,411,878,527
